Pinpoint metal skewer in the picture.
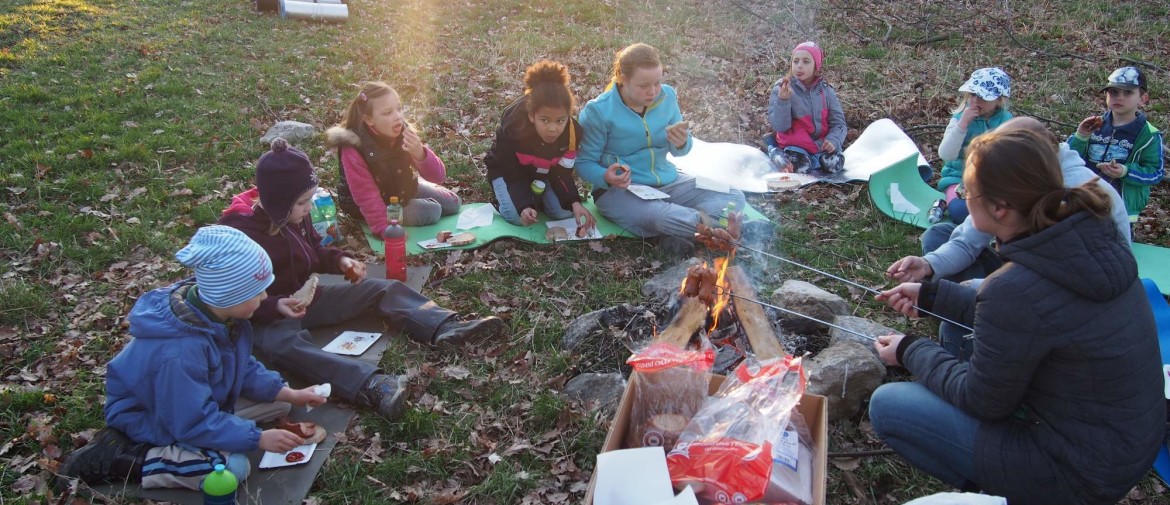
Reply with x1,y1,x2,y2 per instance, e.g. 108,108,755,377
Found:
725,239,975,333
722,291,877,342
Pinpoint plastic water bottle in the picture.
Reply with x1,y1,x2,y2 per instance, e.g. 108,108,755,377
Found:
927,198,947,224
311,188,339,246
386,196,403,224
382,218,407,282
719,202,737,228
201,464,237,505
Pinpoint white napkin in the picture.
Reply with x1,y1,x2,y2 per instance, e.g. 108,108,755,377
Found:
889,183,921,215
306,383,331,412
456,204,496,230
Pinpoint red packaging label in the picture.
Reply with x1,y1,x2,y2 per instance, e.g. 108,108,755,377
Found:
667,438,773,503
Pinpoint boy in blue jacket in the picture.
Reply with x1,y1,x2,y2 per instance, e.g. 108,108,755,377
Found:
57,226,326,491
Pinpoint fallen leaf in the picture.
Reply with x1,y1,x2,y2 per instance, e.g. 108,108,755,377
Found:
442,365,471,380
831,456,861,471
9,474,42,494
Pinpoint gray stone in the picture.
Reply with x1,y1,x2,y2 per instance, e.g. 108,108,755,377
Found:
260,120,316,145
562,372,627,416
641,257,702,302
829,315,899,357
771,280,850,328
804,341,885,423
562,307,606,353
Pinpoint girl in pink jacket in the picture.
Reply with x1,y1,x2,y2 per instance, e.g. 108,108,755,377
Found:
326,82,460,234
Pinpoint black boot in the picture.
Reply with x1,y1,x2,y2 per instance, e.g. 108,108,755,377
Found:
357,374,408,420
432,316,505,349
57,427,148,489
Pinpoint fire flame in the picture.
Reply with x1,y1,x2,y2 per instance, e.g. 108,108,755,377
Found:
709,256,732,331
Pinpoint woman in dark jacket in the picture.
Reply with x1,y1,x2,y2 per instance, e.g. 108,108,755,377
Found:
869,126,1163,505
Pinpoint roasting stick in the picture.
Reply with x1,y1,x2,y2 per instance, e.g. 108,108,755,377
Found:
725,239,975,333
720,290,877,342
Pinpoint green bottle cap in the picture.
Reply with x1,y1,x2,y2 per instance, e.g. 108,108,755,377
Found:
203,463,238,496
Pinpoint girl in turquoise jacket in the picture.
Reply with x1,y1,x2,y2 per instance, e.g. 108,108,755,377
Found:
577,43,747,240
936,67,1013,224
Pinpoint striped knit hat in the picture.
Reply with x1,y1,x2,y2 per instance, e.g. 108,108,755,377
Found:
176,225,275,308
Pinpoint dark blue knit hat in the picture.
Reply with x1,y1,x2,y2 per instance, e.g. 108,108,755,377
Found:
255,137,319,227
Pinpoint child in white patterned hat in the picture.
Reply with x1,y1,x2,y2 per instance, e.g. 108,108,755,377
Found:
57,225,327,491
935,67,1014,224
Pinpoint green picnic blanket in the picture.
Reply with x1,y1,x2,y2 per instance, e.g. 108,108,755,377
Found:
363,201,768,255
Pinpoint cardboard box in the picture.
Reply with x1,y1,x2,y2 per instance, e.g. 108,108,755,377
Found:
584,373,827,505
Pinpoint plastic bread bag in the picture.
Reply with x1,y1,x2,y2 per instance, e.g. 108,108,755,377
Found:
761,408,814,505
666,356,805,504
624,338,715,451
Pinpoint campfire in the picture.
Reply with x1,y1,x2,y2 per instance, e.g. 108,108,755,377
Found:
661,211,786,362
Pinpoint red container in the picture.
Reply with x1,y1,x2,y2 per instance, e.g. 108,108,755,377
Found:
382,219,407,282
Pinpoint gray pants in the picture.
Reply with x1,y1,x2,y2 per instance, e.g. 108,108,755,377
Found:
595,173,747,238
403,181,461,226
252,278,455,402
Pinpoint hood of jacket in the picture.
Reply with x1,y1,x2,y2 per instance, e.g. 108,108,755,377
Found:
999,211,1135,302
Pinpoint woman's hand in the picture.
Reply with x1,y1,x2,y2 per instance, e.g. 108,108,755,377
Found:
874,335,905,366
402,128,426,161
666,121,689,150
338,257,366,281
604,163,632,190
520,208,539,225
276,297,307,319
820,140,836,154
777,77,793,100
885,256,933,283
876,283,922,318
572,202,596,232
277,385,328,408
259,429,303,453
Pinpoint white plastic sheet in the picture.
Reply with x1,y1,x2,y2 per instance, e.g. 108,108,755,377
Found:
670,120,930,193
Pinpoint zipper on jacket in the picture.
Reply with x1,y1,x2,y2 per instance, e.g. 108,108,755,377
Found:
640,114,660,185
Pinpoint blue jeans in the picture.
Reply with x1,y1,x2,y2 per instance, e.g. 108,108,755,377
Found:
869,382,979,488
940,322,974,361
947,197,969,224
762,135,843,173
491,177,573,226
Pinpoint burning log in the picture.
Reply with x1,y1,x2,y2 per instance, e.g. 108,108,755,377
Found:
727,266,786,360
654,297,708,348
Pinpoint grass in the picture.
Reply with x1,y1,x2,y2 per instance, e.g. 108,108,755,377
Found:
1,0,1168,503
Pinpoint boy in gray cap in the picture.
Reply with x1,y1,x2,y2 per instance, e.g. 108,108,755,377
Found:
1069,66,1164,221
